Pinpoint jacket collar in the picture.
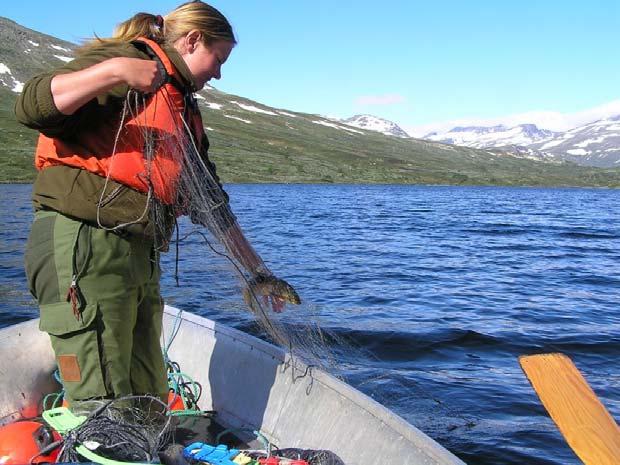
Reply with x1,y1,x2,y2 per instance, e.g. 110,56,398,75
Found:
162,45,198,93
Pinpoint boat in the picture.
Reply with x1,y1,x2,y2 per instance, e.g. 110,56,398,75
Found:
0,305,466,465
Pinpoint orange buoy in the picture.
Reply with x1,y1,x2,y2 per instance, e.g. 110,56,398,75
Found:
167,391,186,411
0,420,61,464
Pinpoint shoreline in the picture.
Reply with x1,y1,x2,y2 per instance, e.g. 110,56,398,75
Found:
2,180,619,189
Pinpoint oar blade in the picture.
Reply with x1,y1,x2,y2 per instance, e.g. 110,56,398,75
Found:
519,353,620,465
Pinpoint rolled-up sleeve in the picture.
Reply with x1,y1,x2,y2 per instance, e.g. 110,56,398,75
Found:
15,72,66,133
14,43,140,137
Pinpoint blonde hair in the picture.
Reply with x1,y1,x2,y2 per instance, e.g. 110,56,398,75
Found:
78,1,235,53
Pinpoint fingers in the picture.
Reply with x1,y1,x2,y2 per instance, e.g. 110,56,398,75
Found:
116,58,164,93
150,73,164,92
146,67,165,93
151,61,166,91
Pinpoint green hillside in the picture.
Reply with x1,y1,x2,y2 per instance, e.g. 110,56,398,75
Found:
198,89,620,186
3,86,620,186
1,16,620,187
0,88,37,182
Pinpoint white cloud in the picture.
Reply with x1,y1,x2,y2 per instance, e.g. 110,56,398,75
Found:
355,94,406,106
405,100,620,137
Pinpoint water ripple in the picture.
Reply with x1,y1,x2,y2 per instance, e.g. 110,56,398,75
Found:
1,183,619,465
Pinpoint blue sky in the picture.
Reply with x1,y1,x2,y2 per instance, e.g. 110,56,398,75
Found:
5,1,620,134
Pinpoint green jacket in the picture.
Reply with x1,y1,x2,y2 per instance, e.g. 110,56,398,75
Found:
15,40,232,239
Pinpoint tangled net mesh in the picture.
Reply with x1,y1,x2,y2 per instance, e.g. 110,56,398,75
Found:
96,86,352,381
56,396,172,462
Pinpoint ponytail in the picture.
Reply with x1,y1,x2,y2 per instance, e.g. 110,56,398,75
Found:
77,1,235,54
112,13,165,43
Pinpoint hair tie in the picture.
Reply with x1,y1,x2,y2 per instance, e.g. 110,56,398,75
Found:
155,15,164,28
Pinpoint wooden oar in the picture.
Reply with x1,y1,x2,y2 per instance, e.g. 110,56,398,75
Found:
519,353,620,465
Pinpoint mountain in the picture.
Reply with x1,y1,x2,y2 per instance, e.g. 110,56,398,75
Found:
0,17,76,92
424,123,559,149
2,17,620,187
342,114,410,138
529,116,620,167
423,117,620,168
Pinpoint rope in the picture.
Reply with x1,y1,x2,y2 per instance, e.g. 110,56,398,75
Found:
42,370,65,411
55,395,172,463
161,310,216,417
96,93,152,232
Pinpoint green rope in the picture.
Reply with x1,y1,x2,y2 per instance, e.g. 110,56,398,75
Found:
42,391,63,411
42,369,65,411
161,308,215,417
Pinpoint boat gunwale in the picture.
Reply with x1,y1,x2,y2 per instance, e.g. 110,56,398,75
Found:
164,306,465,464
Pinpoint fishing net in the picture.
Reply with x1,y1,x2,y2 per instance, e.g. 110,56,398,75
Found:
56,396,172,462
79,76,474,460
90,76,470,446
94,83,350,381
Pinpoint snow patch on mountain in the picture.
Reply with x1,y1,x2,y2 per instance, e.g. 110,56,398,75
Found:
424,124,558,148
201,100,224,110
230,100,278,116
312,120,364,134
573,136,608,148
0,62,24,92
342,114,409,137
224,115,252,124
50,44,71,53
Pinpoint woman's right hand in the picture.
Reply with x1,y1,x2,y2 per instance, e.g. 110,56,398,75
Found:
50,57,165,115
110,57,164,93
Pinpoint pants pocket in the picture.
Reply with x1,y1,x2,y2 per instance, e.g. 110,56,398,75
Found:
39,301,109,401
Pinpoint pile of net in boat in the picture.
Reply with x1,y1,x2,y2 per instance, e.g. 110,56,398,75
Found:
95,87,350,379
47,392,346,464
55,396,172,462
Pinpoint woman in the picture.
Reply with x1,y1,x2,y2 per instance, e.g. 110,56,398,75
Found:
16,1,294,412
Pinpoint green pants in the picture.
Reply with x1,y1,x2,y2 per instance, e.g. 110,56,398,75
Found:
24,211,168,406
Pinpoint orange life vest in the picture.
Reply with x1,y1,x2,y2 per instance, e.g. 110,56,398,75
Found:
34,37,203,205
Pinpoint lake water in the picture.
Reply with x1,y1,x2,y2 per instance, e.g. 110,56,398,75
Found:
1,183,619,464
